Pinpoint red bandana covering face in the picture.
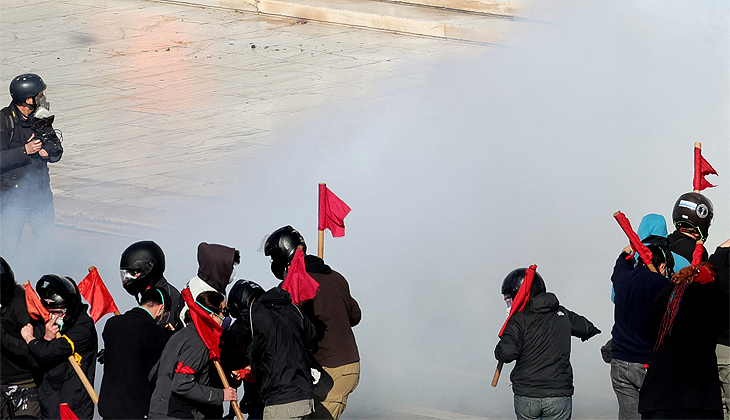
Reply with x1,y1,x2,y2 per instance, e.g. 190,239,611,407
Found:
498,264,537,337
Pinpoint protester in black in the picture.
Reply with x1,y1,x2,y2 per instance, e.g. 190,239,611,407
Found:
0,257,40,418
20,275,97,419
638,263,729,419
98,287,170,419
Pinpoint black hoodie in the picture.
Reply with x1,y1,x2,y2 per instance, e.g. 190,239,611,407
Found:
495,292,600,398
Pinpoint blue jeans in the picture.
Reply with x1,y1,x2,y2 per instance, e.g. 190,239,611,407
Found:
514,395,572,420
0,200,55,260
611,359,648,420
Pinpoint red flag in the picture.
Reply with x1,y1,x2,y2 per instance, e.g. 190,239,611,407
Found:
691,241,704,266
78,267,119,323
59,403,79,420
24,281,50,323
181,288,223,360
499,265,537,337
318,184,351,238
614,212,655,270
694,146,717,191
282,248,319,305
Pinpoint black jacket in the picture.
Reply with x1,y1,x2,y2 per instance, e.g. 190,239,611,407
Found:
0,285,35,385
148,324,223,419
302,255,361,368
638,280,729,414
243,287,318,407
667,230,708,268
495,292,600,398
709,246,729,346
611,253,670,364
27,308,97,419
0,103,62,205
99,307,170,419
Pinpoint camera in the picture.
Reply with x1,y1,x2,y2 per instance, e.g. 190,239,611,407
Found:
29,109,62,156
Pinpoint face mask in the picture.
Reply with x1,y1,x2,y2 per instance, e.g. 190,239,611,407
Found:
221,316,232,330
35,91,49,111
504,297,513,316
229,268,236,285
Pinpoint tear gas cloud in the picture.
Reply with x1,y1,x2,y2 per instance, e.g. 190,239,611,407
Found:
9,0,729,417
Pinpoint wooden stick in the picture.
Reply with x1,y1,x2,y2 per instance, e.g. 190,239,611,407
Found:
491,361,503,387
694,142,701,193
56,332,99,404
213,360,244,420
318,230,324,259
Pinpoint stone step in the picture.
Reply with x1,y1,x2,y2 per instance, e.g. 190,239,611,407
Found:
181,0,522,43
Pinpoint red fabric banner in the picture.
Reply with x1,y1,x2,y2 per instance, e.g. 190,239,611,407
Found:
282,248,319,305
59,403,79,420
181,288,223,360
318,184,351,238
614,212,654,269
78,267,119,323
693,146,717,191
24,281,50,323
691,241,704,266
498,264,537,337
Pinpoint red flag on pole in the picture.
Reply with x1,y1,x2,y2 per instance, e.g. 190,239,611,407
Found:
318,184,351,238
24,281,50,323
691,241,704,266
613,212,656,272
78,267,119,323
181,288,223,360
498,264,537,337
59,403,79,420
282,248,319,305
694,145,717,192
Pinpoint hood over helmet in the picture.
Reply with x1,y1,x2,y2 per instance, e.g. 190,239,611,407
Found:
197,242,239,294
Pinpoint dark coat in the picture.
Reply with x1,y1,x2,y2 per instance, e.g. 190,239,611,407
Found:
0,285,35,385
638,280,729,414
495,292,600,398
148,324,223,419
0,103,62,205
27,309,97,419
709,246,729,346
302,255,361,368
244,287,318,407
99,307,170,419
611,253,670,364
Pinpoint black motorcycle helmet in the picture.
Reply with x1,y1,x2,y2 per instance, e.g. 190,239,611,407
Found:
1,257,17,307
501,267,546,300
120,241,165,297
36,274,83,328
228,280,264,318
10,74,46,109
672,192,713,241
264,226,306,280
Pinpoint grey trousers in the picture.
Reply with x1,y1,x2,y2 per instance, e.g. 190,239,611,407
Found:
610,359,647,420
263,399,314,420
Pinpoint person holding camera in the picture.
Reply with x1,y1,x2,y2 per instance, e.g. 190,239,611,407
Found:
0,73,63,262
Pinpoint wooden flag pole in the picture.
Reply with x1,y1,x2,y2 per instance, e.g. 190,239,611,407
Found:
491,361,503,387
213,360,244,420
88,266,121,315
318,230,324,259
318,182,326,259
694,142,702,193
54,331,99,404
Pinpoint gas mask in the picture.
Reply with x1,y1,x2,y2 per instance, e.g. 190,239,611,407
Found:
34,91,50,111
504,296,513,316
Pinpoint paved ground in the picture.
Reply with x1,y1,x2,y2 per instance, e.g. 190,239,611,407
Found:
1,0,492,236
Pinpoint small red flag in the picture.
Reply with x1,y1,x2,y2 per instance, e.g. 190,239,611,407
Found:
59,403,79,420
318,184,351,238
499,265,537,337
691,241,704,266
181,288,223,360
78,267,119,323
694,146,717,191
282,248,319,305
24,281,50,323
614,212,654,270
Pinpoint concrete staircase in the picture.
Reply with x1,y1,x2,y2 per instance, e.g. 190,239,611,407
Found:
173,0,527,43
